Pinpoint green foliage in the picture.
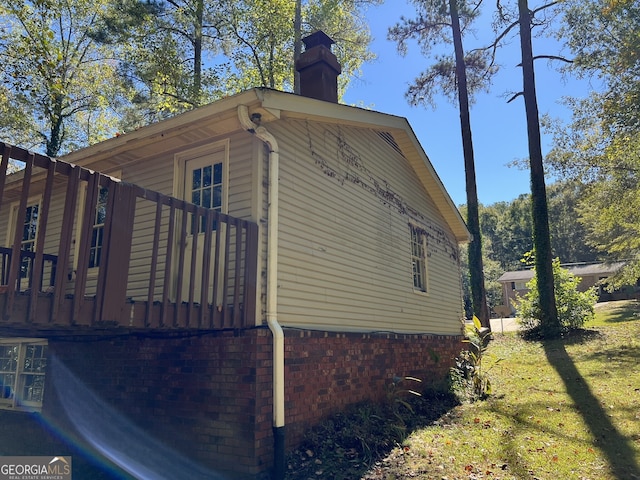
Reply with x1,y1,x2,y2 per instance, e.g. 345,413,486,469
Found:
0,0,123,155
387,377,422,442
1,0,379,151
387,376,422,405
450,316,494,402
388,0,496,108
95,0,378,130
516,257,598,336
459,184,599,315
547,0,640,286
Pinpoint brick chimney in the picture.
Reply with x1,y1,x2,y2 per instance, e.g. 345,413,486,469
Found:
295,31,342,103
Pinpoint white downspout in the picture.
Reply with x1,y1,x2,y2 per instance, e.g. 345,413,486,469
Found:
238,105,285,478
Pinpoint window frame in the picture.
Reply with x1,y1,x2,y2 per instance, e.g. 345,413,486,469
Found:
74,171,121,273
0,338,48,412
5,197,42,283
409,223,428,294
88,185,109,268
173,140,230,220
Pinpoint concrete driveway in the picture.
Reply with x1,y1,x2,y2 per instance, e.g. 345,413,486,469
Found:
489,317,519,333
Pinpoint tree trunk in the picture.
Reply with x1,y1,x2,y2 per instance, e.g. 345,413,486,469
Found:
517,0,559,337
449,0,490,328
47,98,65,157
293,0,302,94
193,0,204,105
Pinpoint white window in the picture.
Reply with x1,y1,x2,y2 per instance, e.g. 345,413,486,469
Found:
173,141,229,219
75,172,120,272
89,186,108,268
6,199,41,283
410,224,427,293
0,338,48,411
188,160,224,233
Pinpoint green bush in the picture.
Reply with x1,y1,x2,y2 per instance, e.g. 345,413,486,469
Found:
516,258,598,335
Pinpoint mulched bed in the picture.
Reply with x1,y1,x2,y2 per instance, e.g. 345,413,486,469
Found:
285,389,459,480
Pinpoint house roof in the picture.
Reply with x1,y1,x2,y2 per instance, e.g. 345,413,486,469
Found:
497,262,626,283
58,88,470,242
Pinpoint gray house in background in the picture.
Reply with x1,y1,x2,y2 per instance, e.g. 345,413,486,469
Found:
497,261,632,313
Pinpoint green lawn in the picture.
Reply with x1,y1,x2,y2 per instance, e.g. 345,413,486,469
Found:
362,300,640,479
286,300,640,479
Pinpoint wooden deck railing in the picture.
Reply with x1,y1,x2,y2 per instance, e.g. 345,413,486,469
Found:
0,247,57,291
0,142,259,331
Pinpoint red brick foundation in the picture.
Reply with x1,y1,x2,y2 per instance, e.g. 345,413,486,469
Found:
283,329,463,448
44,329,274,479
0,327,462,479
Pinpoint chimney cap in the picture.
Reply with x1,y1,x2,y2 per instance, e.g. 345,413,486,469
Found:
302,31,335,50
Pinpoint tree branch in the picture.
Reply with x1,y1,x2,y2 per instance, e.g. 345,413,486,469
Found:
507,91,523,103
534,54,573,63
516,55,574,66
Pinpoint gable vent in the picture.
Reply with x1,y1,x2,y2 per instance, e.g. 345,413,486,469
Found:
377,131,405,157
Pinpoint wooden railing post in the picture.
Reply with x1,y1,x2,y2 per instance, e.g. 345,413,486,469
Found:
98,182,137,323
243,222,259,327
51,165,81,324
73,171,100,324
28,158,56,323
0,143,12,213
4,153,34,319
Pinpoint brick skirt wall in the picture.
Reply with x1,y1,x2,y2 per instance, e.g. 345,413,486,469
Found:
0,327,462,479
43,329,274,479
283,329,463,449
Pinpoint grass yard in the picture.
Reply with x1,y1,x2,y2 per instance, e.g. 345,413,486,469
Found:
286,300,640,479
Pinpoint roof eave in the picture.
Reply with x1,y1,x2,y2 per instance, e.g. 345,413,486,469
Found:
57,88,469,242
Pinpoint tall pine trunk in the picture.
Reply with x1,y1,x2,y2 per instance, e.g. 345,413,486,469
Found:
193,0,204,105
518,0,559,337
449,0,490,328
293,0,302,94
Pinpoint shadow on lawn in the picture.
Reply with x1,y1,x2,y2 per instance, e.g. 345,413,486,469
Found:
543,338,640,480
596,300,640,324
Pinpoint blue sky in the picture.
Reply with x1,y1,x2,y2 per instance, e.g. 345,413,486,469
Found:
341,1,599,207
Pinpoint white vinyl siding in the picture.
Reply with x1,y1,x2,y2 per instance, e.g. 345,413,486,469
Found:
113,132,257,304
271,119,463,335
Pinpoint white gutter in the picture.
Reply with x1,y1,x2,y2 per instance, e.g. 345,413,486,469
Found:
237,105,285,478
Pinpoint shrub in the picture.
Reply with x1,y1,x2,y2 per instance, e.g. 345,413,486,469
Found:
516,257,598,335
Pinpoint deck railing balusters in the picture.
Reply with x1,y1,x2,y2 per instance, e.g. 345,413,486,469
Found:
0,142,258,331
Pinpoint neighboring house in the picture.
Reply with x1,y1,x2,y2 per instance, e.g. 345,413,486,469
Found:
498,261,631,313
0,32,469,479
